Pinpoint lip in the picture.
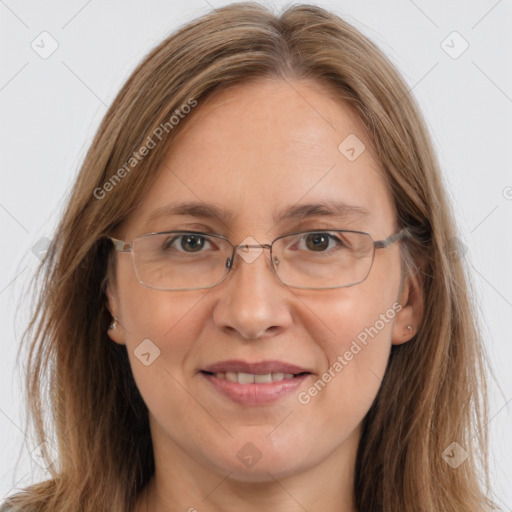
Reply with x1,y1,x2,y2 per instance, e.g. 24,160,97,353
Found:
201,359,311,375
201,372,311,406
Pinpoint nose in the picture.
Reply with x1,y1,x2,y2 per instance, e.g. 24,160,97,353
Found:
212,243,293,340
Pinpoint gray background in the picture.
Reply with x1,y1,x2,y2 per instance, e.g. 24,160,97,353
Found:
1,0,511,508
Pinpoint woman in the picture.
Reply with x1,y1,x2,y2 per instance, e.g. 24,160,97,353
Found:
1,2,497,511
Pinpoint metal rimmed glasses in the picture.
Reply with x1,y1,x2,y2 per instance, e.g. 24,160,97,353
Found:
105,227,411,291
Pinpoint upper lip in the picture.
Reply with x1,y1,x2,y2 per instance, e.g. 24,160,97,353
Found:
201,359,312,375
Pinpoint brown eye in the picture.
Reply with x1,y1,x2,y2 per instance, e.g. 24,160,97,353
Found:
302,232,345,252
180,234,206,252
304,233,330,251
162,234,210,253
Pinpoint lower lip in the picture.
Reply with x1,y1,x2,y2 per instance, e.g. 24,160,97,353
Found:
200,372,311,406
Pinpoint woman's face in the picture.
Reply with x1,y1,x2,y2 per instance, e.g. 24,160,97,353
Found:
107,78,420,484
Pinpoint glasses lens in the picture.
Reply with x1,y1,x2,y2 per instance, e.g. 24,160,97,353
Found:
273,230,375,289
132,232,232,290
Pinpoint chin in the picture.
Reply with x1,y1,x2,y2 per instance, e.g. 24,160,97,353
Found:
221,460,310,483
205,438,316,482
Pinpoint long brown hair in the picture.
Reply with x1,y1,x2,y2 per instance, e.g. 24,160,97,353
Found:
2,2,497,511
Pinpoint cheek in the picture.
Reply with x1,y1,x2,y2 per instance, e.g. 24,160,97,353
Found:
320,288,397,374
118,287,214,434
301,277,400,430
115,254,209,342
114,257,211,398
120,291,212,385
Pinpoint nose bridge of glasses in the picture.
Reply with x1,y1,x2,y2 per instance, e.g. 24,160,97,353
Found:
236,242,272,251
229,241,276,269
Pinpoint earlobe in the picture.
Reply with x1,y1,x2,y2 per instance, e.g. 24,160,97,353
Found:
392,272,423,346
107,315,125,345
105,283,126,346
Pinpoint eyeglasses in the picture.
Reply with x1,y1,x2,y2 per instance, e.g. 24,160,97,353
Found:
106,228,411,291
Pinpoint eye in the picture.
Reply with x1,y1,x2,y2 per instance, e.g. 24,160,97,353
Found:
162,233,214,253
298,232,347,252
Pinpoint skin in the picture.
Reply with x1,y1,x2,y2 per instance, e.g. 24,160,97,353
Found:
107,78,423,512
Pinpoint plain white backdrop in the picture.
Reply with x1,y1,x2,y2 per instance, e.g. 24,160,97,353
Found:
1,0,511,509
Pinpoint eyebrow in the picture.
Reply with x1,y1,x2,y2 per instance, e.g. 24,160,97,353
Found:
144,200,371,227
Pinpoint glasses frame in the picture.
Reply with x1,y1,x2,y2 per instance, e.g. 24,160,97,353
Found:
105,227,412,291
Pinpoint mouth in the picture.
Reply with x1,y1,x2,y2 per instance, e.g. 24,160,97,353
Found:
200,370,310,384
200,359,312,377
198,359,313,405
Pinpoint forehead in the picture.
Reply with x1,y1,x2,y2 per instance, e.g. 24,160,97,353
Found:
128,78,395,237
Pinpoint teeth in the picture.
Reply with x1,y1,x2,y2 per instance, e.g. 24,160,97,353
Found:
255,373,272,383
225,372,237,383
238,372,255,384
214,372,296,384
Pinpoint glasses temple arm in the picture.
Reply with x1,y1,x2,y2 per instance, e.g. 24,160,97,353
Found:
374,227,412,249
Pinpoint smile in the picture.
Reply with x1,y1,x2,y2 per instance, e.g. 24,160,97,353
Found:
204,371,305,384
200,371,311,405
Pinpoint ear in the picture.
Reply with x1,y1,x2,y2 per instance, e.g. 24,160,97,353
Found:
392,270,424,345
105,280,126,346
